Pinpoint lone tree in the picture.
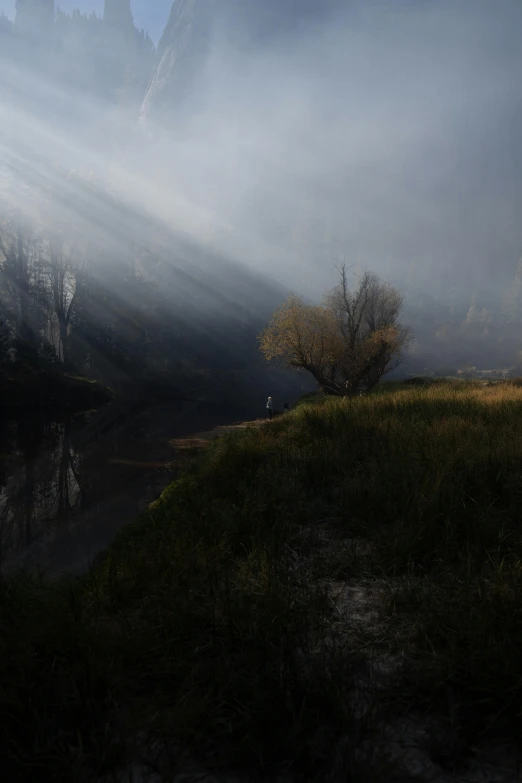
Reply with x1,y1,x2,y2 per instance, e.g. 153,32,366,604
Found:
259,265,412,395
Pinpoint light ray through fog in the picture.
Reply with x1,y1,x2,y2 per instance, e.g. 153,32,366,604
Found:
1,0,522,377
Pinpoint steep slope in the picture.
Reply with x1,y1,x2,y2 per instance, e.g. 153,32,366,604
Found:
140,0,339,124
139,0,215,123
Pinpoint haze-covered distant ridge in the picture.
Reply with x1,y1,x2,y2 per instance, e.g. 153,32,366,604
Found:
1,0,154,107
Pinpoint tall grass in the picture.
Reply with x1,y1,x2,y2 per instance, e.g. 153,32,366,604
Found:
2,380,522,780
283,382,522,744
0,424,360,781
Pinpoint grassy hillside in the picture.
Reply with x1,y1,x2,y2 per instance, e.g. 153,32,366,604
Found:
1,380,522,780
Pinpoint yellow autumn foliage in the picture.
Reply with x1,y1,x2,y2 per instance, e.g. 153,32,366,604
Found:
258,268,412,394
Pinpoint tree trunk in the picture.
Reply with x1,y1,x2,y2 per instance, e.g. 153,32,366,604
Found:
59,317,70,367
16,225,33,344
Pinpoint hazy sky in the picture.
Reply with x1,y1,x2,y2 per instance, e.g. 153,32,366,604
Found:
0,0,172,42
2,0,522,309
130,0,522,298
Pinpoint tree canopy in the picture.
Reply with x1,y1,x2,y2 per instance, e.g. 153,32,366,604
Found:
259,265,412,394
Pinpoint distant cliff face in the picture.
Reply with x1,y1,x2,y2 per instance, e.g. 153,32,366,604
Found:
140,0,339,125
0,11,13,37
99,0,155,105
139,0,214,124
6,0,154,108
103,0,135,33
0,12,14,62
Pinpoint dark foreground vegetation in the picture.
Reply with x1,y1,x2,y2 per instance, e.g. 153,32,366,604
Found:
0,334,113,410
0,366,113,410
1,379,522,781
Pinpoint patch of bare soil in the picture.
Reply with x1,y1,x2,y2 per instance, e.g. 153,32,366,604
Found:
312,524,522,782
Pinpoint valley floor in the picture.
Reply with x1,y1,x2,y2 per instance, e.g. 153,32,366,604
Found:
2,381,522,782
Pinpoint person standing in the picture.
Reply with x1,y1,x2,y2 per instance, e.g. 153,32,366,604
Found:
266,396,273,420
